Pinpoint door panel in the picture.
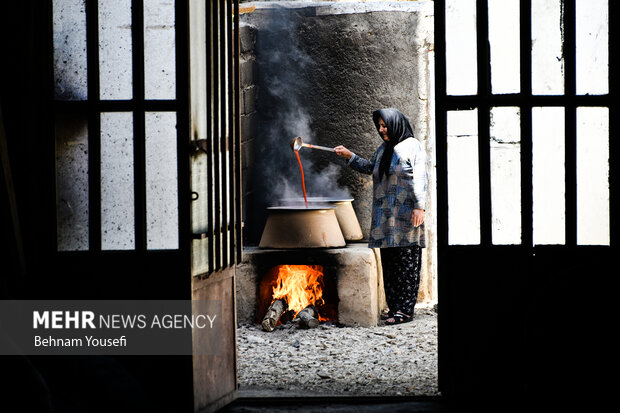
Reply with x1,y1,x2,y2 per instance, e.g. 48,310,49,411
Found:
191,267,237,412
438,247,528,398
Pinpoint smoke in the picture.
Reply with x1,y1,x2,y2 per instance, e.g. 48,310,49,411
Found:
250,7,351,209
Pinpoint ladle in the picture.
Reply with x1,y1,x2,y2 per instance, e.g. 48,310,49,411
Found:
290,136,335,153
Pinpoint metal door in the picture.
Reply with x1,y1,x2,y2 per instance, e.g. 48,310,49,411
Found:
39,0,194,411
45,0,241,410
435,0,615,407
189,1,242,411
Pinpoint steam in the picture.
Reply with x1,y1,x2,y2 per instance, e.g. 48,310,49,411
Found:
251,7,351,208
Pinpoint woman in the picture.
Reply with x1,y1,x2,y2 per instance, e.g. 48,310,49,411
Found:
334,108,428,325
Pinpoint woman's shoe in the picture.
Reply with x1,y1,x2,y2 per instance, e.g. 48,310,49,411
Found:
384,311,412,325
380,310,393,321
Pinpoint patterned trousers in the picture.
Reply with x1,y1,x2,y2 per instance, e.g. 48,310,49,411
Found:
380,245,422,316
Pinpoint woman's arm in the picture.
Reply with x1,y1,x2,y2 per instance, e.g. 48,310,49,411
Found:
410,140,428,211
334,145,353,160
401,139,428,226
335,145,377,175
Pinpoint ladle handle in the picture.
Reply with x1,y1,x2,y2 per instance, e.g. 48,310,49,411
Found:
303,143,336,152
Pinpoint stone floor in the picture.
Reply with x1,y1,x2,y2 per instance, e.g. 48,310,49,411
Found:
235,306,439,398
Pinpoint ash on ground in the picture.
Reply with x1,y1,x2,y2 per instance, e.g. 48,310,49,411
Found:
236,306,438,397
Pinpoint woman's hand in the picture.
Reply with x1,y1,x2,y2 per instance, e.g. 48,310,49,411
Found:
334,145,353,160
413,209,425,227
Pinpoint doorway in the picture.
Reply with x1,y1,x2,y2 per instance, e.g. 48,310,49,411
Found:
234,1,439,401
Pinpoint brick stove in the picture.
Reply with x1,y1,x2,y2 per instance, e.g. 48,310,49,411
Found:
236,243,384,328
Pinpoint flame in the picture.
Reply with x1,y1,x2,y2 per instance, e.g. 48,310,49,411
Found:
271,265,325,318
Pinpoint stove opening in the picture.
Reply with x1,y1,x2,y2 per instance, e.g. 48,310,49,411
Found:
257,264,338,329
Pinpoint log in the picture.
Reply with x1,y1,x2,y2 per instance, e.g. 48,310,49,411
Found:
293,305,319,329
261,299,287,332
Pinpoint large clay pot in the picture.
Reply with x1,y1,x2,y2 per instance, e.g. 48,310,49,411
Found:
277,197,363,241
327,199,363,241
258,206,346,248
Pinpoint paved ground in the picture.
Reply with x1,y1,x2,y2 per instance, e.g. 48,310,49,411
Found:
235,306,439,398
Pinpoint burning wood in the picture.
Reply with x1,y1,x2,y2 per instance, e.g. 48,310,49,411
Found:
293,305,319,329
260,265,329,331
261,299,287,332
271,265,324,313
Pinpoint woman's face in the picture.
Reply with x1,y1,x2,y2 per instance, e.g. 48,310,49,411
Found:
378,117,389,142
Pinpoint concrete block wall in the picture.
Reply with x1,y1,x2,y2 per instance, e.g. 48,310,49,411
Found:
239,22,258,230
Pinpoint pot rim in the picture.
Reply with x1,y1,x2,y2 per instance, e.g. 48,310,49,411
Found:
276,196,354,204
266,205,337,211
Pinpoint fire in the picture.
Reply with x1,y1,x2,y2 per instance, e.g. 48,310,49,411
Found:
271,265,324,318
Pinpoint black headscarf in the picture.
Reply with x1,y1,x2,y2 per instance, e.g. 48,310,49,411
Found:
372,108,415,180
